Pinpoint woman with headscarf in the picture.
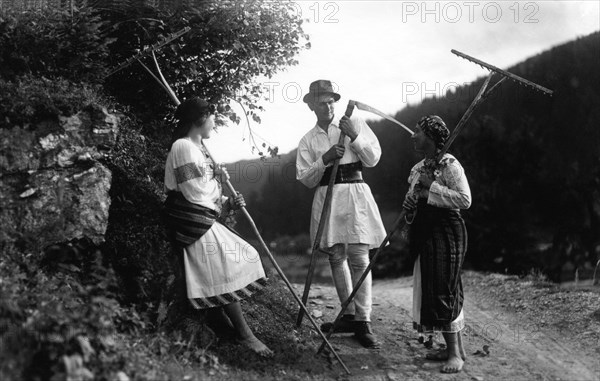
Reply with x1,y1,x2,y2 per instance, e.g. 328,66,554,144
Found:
403,115,471,373
163,97,273,357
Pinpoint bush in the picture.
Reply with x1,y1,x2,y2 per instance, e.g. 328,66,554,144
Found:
0,242,142,380
0,2,308,135
0,7,114,82
102,114,172,306
0,240,228,380
0,75,108,129
97,0,308,124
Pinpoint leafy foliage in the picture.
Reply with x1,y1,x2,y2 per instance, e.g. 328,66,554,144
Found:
0,1,308,154
102,114,173,305
0,241,231,380
0,242,139,380
0,7,114,82
99,1,308,131
0,1,311,379
0,75,107,129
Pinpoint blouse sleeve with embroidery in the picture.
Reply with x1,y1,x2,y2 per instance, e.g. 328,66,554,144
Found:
170,139,222,209
427,158,471,209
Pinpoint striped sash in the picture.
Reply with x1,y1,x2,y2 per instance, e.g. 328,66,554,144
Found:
163,191,218,248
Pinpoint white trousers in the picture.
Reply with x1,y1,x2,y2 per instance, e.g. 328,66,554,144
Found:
327,243,372,322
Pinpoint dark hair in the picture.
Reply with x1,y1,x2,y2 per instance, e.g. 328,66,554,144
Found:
170,97,216,147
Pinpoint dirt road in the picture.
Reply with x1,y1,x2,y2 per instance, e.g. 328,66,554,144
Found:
299,276,600,381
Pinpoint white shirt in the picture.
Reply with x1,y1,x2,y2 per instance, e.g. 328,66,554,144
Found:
296,117,387,249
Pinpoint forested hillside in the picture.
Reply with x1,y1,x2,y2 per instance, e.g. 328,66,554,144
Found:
232,31,600,281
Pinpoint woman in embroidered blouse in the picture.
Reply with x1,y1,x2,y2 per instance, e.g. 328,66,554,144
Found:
164,97,272,357
403,115,471,373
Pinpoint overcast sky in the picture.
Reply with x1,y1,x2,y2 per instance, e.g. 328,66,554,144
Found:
205,0,600,163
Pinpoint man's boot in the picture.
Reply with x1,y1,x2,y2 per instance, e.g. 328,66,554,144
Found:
320,314,355,333
354,321,380,348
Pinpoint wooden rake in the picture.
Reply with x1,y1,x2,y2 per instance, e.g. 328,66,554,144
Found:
316,49,553,354
104,35,351,374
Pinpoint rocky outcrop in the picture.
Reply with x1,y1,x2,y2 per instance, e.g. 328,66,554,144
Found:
0,104,118,252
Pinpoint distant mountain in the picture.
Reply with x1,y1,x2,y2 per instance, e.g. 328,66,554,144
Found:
225,148,315,239
229,31,600,280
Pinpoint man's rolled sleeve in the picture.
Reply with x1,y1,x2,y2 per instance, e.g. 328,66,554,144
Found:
349,132,368,151
348,118,381,167
296,140,327,188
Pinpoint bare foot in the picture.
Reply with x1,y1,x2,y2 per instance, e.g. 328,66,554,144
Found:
237,336,274,358
441,355,464,373
426,349,466,361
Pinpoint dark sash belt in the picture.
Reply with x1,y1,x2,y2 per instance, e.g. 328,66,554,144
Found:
319,161,364,186
162,191,218,248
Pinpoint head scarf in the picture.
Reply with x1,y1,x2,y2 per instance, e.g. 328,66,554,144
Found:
418,115,450,150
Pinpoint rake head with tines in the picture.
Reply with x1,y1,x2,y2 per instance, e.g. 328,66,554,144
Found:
451,49,553,96
104,27,191,79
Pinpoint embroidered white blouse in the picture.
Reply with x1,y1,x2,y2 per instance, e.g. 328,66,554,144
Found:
164,138,227,213
407,153,472,210
164,138,266,302
296,117,387,249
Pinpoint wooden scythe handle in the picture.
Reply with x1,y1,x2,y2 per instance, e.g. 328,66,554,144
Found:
317,72,506,354
296,101,355,327
317,209,406,353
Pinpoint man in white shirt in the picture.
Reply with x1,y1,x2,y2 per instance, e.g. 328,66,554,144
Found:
296,80,387,348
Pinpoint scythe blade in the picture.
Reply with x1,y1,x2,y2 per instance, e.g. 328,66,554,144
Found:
351,100,414,136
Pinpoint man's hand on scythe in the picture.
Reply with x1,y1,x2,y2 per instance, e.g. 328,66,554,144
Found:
339,115,359,141
322,144,345,165
317,51,554,357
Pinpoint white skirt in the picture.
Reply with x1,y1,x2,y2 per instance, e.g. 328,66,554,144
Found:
184,221,267,309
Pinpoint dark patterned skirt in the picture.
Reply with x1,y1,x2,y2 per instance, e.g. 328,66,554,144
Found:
163,191,217,248
410,200,467,333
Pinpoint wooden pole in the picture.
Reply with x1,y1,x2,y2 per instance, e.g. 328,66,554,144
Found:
140,55,351,372
317,210,405,353
203,144,350,374
296,101,355,327
317,72,506,353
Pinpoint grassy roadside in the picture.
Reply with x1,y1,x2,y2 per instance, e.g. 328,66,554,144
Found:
462,270,600,361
